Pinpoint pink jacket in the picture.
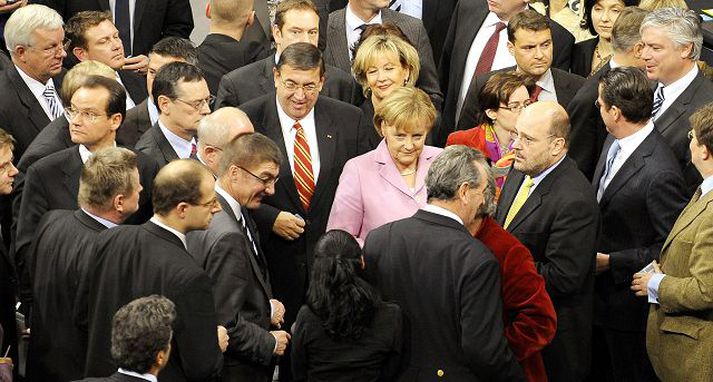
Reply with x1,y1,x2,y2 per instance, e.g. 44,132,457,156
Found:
327,140,443,245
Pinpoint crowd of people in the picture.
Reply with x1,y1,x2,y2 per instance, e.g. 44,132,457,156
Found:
0,0,711,381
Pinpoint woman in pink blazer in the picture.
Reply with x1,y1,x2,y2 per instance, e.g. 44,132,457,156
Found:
327,87,442,245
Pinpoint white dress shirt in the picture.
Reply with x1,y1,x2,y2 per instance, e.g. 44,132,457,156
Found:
599,121,655,192
158,120,196,159
82,208,118,229
654,64,698,121
395,0,423,20
150,216,187,249
276,98,321,182
422,204,464,225
118,368,157,382
535,68,558,103
345,4,383,60
109,0,137,54
15,65,63,120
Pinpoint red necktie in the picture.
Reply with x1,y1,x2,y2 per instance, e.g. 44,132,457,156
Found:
474,22,507,77
293,122,315,211
529,85,543,103
190,142,198,159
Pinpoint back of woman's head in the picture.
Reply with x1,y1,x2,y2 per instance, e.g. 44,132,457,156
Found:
306,230,379,341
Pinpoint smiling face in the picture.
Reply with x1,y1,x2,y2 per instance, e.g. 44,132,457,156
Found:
640,27,694,85
74,20,125,70
508,28,553,78
381,120,428,170
274,64,324,121
230,161,279,209
365,50,410,102
591,0,624,40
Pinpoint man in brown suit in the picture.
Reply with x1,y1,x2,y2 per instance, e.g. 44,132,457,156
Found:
632,101,713,382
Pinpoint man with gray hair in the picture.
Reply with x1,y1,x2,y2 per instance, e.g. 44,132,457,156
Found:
196,107,255,176
0,4,66,157
364,145,524,381
641,7,713,196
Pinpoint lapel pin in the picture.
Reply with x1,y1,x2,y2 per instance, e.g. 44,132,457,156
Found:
327,134,333,139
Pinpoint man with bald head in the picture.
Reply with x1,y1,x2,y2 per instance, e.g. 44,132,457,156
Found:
495,101,599,382
196,107,255,175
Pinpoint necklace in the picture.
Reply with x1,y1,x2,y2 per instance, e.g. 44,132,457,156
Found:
400,169,416,176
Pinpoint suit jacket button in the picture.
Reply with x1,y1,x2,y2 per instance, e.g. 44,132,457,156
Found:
437,369,444,377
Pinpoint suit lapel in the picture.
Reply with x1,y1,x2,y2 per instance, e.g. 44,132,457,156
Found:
133,0,147,33
241,206,272,296
599,131,657,207
309,98,337,214
151,124,180,163
660,191,713,258
654,72,704,136
328,9,352,72
592,135,613,191
495,168,523,225
63,147,83,199
551,69,577,107
7,67,50,134
75,209,110,232
260,57,276,94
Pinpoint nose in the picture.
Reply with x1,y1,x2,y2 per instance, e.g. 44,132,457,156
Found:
200,100,211,114
8,162,18,177
534,45,544,59
211,202,223,214
265,182,276,196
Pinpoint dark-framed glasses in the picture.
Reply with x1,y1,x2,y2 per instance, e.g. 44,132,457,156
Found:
238,165,279,187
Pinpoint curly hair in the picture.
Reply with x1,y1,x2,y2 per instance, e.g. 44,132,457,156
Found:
306,230,379,341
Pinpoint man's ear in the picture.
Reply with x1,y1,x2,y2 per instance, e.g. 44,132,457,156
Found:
113,193,125,214
73,47,88,62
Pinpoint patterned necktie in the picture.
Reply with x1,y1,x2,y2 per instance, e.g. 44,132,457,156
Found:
389,0,402,12
190,142,198,159
504,175,534,229
115,0,132,56
474,22,507,77
597,140,620,201
238,213,259,257
43,83,62,119
530,85,543,103
652,85,665,119
293,122,315,211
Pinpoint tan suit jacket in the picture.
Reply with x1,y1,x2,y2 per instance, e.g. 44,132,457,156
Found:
647,188,713,381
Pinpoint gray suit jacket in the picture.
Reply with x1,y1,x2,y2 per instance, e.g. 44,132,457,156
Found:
134,122,179,168
324,8,442,110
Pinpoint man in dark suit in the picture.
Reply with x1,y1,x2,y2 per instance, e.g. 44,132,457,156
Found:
567,6,648,180
457,10,585,132
0,4,66,158
188,133,289,382
364,145,524,381
198,0,268,95
34,0,193,58
240,42,367,381
642,7,713,196
79,159,227,380
25,147,143,382
118,37,197,147
74,296,175,382
65,11,147,108
324,0,442,109
14,76,157,296
495,101,599,382
591,67,687,382
0,130,19,375
437,0,574,146
216,0,360,109
136,62,210,167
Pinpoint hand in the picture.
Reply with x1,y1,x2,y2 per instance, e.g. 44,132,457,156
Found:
596,253,610,274
271,330,291,356
217,325,229,352
270,299,285,328
122,54,149,74
272,211,305,240
631,261,662,297
0,0,27,15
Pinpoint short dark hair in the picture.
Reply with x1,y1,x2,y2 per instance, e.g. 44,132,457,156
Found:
78,147,138,210
584,0,641,36
78,75,128,121
218,132,283,177
277,42,325,77
274,0,318,30
599,66,653,123
478,71,534,124
690,101,713,153
149,37,198,66
0,128,16,152
152,159,210,215
111,295,176,374
152,62,205,108
65,10,113,51
508,9,550,43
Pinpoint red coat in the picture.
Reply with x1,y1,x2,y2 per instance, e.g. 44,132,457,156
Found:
446,125,488,154
475,217,557,382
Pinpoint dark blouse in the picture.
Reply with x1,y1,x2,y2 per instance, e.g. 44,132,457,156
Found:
571,37,599,77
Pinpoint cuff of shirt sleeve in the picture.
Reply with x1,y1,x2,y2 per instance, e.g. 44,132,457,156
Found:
647,273,666,304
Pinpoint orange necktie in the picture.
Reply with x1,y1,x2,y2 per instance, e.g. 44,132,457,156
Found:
293,122,315,211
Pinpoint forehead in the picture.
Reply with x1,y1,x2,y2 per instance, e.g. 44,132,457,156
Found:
367,49,401,67
516,109,550,135
278,65,322,82
282,8,319,28
71,86,110,108
0,146,12,163
513,28,552,45
595,0,625,7
149,53,183,69
85,19,118,38
641,27,674,45
31,27,64,45
175,79,210,97
253,161,280,175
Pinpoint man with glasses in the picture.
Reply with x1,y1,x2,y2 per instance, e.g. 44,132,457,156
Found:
456,9,584,135
495,100,599,382
80,159,228,380
196,107,255,176
136,61,211,168
188,133,289,382
0,4,66,158
241,41,367,381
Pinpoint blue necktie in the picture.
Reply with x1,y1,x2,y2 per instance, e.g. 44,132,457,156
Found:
597,140,620,201
115,0,131,56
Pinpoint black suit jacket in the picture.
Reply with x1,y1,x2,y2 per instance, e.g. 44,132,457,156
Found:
457,66,585,131
118,70,147,105
654,71,713,196
135,122,180,168
36,0,193,56
592,131,687,331
241,94,368,328
495,157,599,382
363,210,524,381
567,62,611,180
198,33,268,96
75,371,149,382
215,55,361,108
437,0,574,146
570,37,598,78
325,7,443,110
118,99,152,147
186,195,275,382
26,209,107,382
0,228,16,373
16,116,73,174
79,222,223,381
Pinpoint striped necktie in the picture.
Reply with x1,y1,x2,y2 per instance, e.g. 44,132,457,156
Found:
504,176,534,229
652,85,665,119
43,83,62,119
238,213,259,257
293,122,315,211
389,0,402,11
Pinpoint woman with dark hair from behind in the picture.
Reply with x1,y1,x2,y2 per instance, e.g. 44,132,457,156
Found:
291,230,403,382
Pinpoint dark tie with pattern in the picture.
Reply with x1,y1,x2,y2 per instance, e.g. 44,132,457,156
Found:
115,0,131,56
652,85,665,118
389,0,402,12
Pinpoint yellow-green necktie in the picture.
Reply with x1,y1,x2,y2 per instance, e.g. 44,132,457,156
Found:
504,176,534,229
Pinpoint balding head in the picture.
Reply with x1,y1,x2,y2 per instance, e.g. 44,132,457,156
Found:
513,101,569,176
197,107,255,174
209,0,254,27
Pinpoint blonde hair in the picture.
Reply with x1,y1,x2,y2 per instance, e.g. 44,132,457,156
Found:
638,0,688,11
373,87,436,136
352,34,419,98
60,60,116,106
78,147,138,211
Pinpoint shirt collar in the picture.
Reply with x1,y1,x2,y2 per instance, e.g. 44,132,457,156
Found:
158,119,196,159
79,142,118,164
215,183,243,221
484,11,508,26
275,96,316,134
700,174,713,198
346,3,382,30
422,204,464,225
535,68,556,94
15,64,53,92
609,57,621,69
81,208,118,228
660,64,698,95
147,97,159,125
616,120,655,157
149,216,187,249
531,154,566,189
117,368,158,382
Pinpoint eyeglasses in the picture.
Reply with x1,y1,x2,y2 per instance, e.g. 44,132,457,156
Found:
192,196,219,208
238,166,279,187
509,131,557,147
688,129,696,140
64,107,108,123
28,38,71,56
174,95,215,111
500,101,532,113
279,78,319,94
